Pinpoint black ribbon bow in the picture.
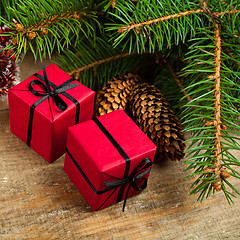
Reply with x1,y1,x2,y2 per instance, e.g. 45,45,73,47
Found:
104,157,152,212
26,65,79,147
29,65,78,111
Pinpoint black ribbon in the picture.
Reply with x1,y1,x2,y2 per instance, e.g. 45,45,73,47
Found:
93,117,131,204
104,157,152,212
26,65,79,146
66,117,153,212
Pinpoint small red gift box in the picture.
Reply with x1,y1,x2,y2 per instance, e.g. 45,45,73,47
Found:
9,63,95,163
64,109,156,211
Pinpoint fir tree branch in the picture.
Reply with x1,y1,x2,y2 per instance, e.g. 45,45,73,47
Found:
215,9,240,17
109,1,239,54
68,51,139,77
56,36,154,89
181,13,240,202
118,9,204,34
116,6,239,34
13,10,88,40
0,0,98,60
212,23,223,191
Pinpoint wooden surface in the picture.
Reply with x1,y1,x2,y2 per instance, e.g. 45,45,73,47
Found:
1,55,240,239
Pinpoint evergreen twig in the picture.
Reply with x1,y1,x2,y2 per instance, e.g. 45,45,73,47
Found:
117,9,240,34
118,9,204,34
215,9,240,17
56,36,154,89
13,10,88,39
212,23,223,191
0,0,98,60
68,51,139,78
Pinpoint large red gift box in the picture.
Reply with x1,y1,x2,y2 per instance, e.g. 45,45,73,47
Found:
8,63,95,163
64,109,156,211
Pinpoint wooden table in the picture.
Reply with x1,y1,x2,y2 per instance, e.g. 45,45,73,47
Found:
1,55,240,239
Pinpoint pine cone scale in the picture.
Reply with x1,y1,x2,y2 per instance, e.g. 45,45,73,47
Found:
95,72,140,116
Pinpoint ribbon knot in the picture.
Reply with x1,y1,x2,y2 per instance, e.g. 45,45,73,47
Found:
129,176,135,183
29,65,78,111
48,90,56,97
104,157,152,212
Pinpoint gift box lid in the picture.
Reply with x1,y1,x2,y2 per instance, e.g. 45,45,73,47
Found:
9,63,94,122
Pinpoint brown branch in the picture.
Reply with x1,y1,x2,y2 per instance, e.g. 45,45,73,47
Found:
215,9,240,17
34,10,88,29
118,9,204,33
14,10,87,39
117,7,240,33
67,51,141,78
212,23,222,191
111,0,116,8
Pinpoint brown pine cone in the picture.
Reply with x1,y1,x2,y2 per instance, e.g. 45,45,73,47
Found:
129,83,185,161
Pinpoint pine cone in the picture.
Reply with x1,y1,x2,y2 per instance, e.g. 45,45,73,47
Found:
130,83,185,161
95,72,140,116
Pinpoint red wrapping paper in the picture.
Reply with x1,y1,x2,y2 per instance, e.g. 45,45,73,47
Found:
64,109,156,211
8,63,95,163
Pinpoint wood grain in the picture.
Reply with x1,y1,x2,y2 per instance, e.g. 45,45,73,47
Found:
1,55,240,239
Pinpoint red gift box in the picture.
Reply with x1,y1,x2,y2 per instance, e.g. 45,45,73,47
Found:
64,109,156,211
8,63,95,163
